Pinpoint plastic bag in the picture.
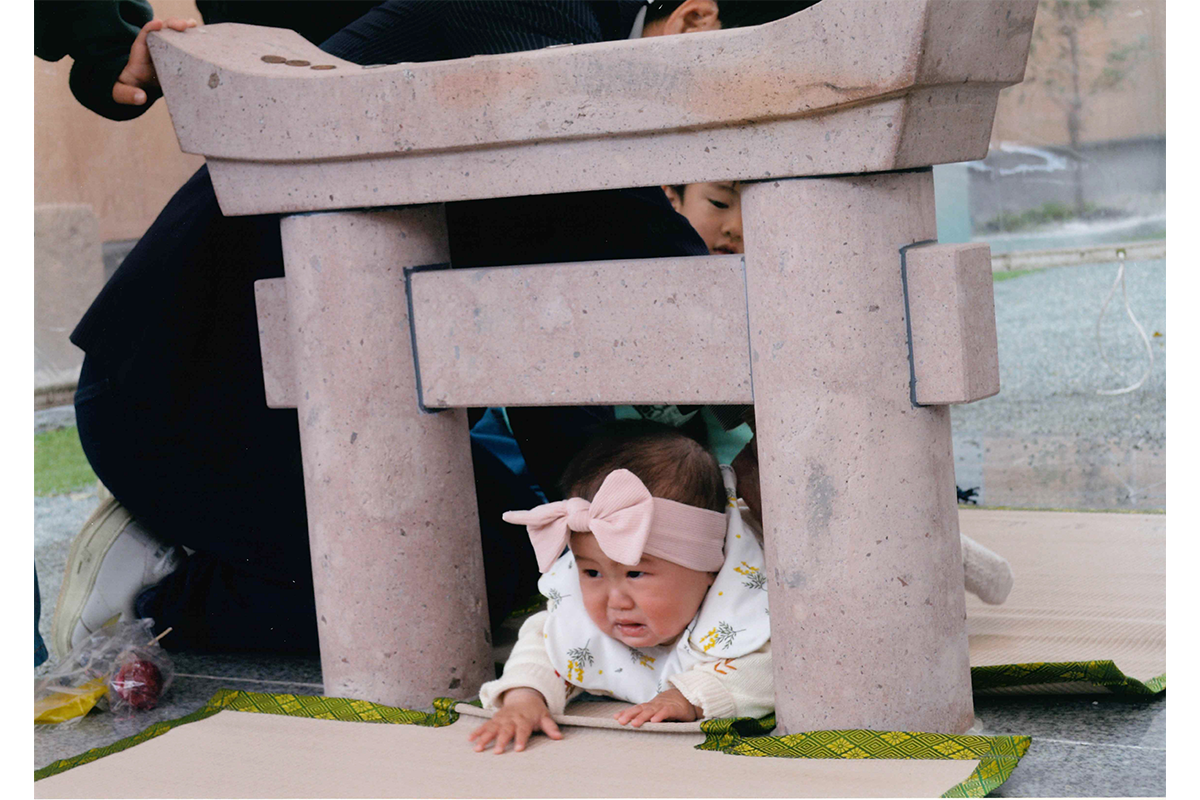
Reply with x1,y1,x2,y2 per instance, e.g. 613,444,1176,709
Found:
107,643,173,716
35,619,174,724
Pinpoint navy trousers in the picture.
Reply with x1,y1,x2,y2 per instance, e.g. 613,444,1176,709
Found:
72,1,708,653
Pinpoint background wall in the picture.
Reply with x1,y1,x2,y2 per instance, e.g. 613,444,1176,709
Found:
991,0,1165,148
962,0,1166,248
34,0,204,244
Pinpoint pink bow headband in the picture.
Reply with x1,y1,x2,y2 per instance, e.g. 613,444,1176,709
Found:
502,469,727,573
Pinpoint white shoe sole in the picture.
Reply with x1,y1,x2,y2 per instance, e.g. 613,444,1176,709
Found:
50,497,134,660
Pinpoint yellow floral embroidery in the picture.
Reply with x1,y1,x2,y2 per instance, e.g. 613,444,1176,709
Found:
629,649,657,670
734,561,767,590
699,621,745,652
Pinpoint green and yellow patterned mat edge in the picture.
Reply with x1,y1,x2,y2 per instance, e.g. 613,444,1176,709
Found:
697,714,1031,798
971,660,1165,695
36,687,1028,797
37,660,1164,791
34,689,460,782
35,690,1027,797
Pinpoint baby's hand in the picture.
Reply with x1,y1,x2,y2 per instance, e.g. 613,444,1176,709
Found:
113,17,199,105
614,687,702,727
468,688,562,754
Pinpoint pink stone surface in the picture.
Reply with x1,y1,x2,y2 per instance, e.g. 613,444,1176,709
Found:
906,243,1001,405
915,0,1039,84
252,277,296,409
409,255,751,408
204,90,1003,216
741,172,974,735
279,207,491,708
147,1,1036,214
148,2,1034,162
409,246,997,410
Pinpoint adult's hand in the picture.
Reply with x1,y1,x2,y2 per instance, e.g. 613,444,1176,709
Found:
113,17,197,106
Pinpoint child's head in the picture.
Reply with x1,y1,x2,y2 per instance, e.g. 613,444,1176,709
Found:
662,182,743,255
640,0,822,38
557,419,725,513
559,421,726,648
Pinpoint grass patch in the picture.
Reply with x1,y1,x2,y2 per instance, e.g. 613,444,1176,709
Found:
992,269,1038,282
1121,229,1167,243
35,427,97,497
980,201,1127,234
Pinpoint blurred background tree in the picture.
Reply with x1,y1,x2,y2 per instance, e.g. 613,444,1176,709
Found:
1027,0,1149,213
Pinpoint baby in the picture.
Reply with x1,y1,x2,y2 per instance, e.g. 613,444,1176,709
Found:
469,420,772,754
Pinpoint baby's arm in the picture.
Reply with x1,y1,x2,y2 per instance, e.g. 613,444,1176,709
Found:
469,688,562,753
614,686,703,727
669,641,775,721
472,611,575,753
478,611,575,713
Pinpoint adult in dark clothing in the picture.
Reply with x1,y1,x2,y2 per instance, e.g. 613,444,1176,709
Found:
51,1,814,659
34,1,384,119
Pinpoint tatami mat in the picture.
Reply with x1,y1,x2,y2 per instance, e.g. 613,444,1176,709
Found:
961,509,1165,692
35,509,1162,797
34,701,988,799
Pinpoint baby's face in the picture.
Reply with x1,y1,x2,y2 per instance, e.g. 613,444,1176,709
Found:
570,532,716,649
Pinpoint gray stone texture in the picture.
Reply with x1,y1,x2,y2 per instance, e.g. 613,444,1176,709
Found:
906,243,1001,405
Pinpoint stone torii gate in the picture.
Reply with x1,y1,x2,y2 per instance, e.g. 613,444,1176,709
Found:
148,0,1037,736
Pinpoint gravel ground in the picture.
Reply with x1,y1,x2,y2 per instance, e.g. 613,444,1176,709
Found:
950,257,1165,510
951,257,1166,443
35,487,101,671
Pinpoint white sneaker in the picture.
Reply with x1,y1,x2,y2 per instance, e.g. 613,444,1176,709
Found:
51,498,182,659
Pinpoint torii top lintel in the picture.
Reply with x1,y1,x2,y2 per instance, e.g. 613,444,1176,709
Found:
148,0,1036,215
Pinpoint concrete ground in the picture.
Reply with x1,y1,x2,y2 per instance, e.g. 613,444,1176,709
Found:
34,255,1166,795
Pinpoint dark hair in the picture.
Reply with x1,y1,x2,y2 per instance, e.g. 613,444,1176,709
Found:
559,419,725,513
645,0,823,30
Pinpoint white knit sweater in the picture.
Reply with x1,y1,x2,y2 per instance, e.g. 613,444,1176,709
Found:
479,611,774,720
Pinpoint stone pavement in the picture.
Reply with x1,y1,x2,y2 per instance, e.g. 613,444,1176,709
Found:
34,255,1166,794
